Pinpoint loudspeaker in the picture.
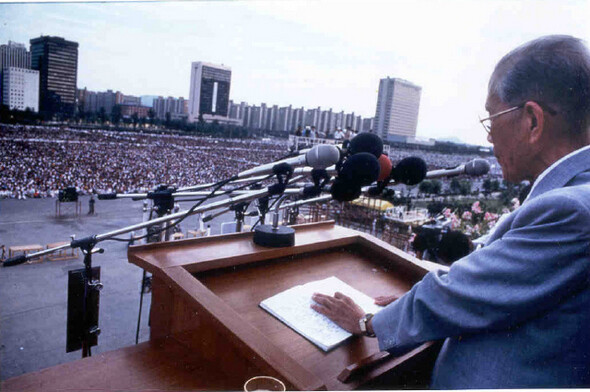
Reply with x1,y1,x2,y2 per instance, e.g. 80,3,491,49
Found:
59,186,78,202
66,266,100,353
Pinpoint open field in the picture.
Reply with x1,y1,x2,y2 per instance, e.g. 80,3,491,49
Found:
0,196,237,380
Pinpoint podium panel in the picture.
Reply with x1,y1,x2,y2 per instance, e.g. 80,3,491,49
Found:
128,221,445,390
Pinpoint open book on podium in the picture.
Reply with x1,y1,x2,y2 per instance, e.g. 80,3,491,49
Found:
260,276,383,351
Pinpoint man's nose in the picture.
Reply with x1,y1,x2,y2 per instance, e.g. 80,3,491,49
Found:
487,132,493,144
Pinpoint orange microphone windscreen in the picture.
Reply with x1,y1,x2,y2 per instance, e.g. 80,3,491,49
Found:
377,154,393,182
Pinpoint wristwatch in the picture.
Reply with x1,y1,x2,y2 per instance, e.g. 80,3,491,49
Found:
359,313,376,337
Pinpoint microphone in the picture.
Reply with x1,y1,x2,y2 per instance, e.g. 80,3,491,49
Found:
391,156,428,185
377,154,393,182
236,144,340,179
348,133,383,158
337,152,381,187
97,193,117,200
367,156,427,197
3,254,27,267
426,159,490,179
330,152,381,201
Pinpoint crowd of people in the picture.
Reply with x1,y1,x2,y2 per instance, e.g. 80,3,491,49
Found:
0,124,287,198
0,124,500,199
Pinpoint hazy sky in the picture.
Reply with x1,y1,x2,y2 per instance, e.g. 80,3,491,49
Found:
1,0,589,146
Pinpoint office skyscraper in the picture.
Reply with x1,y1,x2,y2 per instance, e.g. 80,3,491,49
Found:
1,41,31,70
30,36,79,117
188,62,231,122
374,77,421,142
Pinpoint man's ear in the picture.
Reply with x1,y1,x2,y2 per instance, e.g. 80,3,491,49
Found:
524,101,545,143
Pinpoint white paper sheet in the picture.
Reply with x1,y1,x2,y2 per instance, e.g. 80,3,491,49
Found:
260,276,383,351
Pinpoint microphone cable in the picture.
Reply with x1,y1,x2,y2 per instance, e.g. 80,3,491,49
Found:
106,174,274,243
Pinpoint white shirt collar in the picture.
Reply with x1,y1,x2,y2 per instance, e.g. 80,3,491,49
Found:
525,144,590,202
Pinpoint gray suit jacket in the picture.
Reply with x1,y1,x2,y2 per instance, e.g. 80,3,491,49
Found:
372,147,590,388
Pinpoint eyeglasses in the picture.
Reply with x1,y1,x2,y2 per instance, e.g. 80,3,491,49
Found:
479,101,558,135
478,104,525,135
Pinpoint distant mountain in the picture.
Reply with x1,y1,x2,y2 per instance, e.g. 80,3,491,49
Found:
140,95,158,107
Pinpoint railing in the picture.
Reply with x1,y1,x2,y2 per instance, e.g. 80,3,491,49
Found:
288,135,391,155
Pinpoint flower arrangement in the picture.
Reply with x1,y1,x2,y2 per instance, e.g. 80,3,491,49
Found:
441,199,520,238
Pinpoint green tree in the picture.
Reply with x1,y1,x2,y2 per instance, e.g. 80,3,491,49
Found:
111,105,122,125
419,180,434,195
98,107,107,124
459,179,472,195
450,178,461,194
431,179,442,195
131,112,139,129
148,108,155,126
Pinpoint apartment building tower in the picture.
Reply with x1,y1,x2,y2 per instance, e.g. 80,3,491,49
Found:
2,67,39,111
1,41,38,110
374,77,421,142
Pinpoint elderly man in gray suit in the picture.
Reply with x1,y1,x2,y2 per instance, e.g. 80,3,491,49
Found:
312,35,590,388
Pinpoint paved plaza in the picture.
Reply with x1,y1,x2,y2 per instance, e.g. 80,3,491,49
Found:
0,195,236,381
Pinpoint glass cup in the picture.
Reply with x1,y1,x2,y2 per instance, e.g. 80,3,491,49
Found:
243,376,286,392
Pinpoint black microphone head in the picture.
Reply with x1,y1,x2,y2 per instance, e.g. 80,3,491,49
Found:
348,133,383,158
465,159,490,176
367,185,383,197
272,162,294,176
302,185,322,199
339,152,380,186
98,193,117,200
330,178,362,202
391,156,428,185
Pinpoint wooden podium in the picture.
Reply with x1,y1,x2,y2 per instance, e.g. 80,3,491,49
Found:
128,221,444,390
2,221,444,391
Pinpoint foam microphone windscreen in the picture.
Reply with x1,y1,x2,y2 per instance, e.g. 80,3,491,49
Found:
339,152,381,186
330,178,362,202
305,144,341,169
391,156,427,185
465,159,491,176
377,154,393,182
348,133,383,158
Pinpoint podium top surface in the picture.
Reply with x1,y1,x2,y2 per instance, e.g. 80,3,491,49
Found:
128,222,444,390
128,221,441,276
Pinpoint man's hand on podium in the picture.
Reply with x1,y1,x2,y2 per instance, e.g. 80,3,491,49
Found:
311,292,366,335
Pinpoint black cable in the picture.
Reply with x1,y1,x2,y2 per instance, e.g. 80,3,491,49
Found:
106,174,274,243
250,194,285,230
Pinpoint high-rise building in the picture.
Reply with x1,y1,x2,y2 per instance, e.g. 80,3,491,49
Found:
116,92,141,106
277,105,292,132
153,96,187,120
2,67,39,111
362,117,374,132
30,36,78,117
78,88,118,115
1,41,34,107
268,104,279,130
374,77,421,142
188,62,231,122
1,41,31,70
